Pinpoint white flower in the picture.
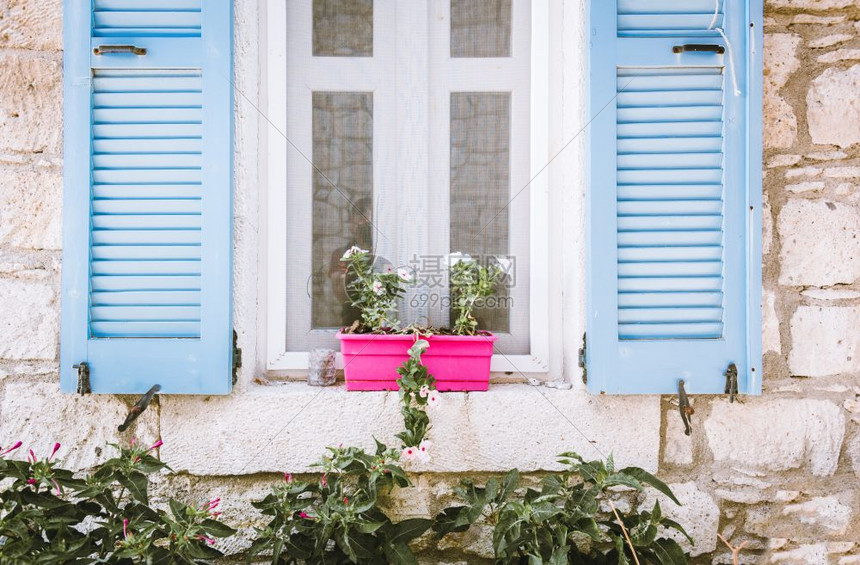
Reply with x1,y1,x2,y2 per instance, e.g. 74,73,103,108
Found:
397,268,412,282
401,446,417,461
341,246,367,260
418,385,430,398
426,391,441,408
417,440,432,463
372,280,385,295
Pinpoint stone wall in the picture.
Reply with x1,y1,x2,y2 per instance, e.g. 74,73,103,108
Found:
0,1,858,564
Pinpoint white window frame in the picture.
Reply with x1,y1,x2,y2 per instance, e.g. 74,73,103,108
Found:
263,0,551,375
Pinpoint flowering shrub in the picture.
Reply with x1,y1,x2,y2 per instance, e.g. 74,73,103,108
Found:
449,255,503,335
340,246,411,332
247,442,432,565
0,440,234,563
395,339,439,462
434,452,691,564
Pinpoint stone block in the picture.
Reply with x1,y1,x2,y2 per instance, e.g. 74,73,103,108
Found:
663,404,694,466
809,35,854,49
0,381,159,470
0,276,57,360
705,399,844,476
818,49,860,63
160,384,661,475
808,65,860,148
0,54,62,155
747,495,853,539
778,200,860,287
767,0,860,7
0,0,63,51
770,544,829,565
763,290,781,354
0,166,61,249
763,34,800,149
789,306,860,377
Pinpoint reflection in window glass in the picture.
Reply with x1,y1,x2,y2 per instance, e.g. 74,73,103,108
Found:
312,92,374,328
313,0,373,57
450,92,511,332
451,0,512,58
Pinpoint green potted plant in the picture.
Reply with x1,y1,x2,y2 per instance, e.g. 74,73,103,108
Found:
336,250,501,391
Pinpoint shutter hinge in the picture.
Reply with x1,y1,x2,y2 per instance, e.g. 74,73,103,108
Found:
578,332,587,384
232,330,242,386
677,379,694,436
73,362,91,395
724,362,738,403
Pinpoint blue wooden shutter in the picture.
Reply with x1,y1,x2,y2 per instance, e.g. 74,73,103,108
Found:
587,0,762,395
60,0,233,394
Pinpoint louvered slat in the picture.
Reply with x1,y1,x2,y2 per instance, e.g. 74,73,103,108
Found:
89,70,203,338
616,67,726,340
618,0,723,36
93,0,202,37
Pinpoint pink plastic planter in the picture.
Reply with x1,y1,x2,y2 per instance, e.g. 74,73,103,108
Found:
336,332,497,392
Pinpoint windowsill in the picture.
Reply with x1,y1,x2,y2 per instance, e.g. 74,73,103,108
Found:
266,353,550,375
158,382,662,476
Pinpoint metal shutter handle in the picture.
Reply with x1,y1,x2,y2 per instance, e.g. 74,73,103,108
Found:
93,44,147,56
673,44,725,54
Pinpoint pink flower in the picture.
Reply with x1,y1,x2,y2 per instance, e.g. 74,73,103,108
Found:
123,519,130,540
0,441,22,456
202,498,220,511
299,511,311,519
49,443,61,461
196,534,215,545
320,474,327,487
147,440,163,452
28,449,36,463
427,391,441,408
284,472,293,483
418,385,430,398
401,446,416,461
344,497,349,506
372,280,384,295
417,440,431,463
52,478,62,496
27,478,36,485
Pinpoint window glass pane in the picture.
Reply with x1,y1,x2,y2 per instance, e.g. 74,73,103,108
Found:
313,0,373,57
451,0,511,58
312,92,374,329
450,92,511,332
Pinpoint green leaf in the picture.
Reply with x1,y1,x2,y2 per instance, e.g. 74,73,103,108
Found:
117,471,149,504
652,499,662,522
355,520,387,534
604,473,644,493
499,469,520,502
389,518,432,544
531,501,561,523
651,538,689,565
383,541,418,565
201,518,237,538
618,467,680,505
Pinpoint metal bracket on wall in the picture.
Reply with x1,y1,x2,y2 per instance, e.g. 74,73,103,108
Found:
232,330,242,386
118,384,161,433
677,380,694,436
724,363,739,403
578,333,587,384
73,362,91,395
